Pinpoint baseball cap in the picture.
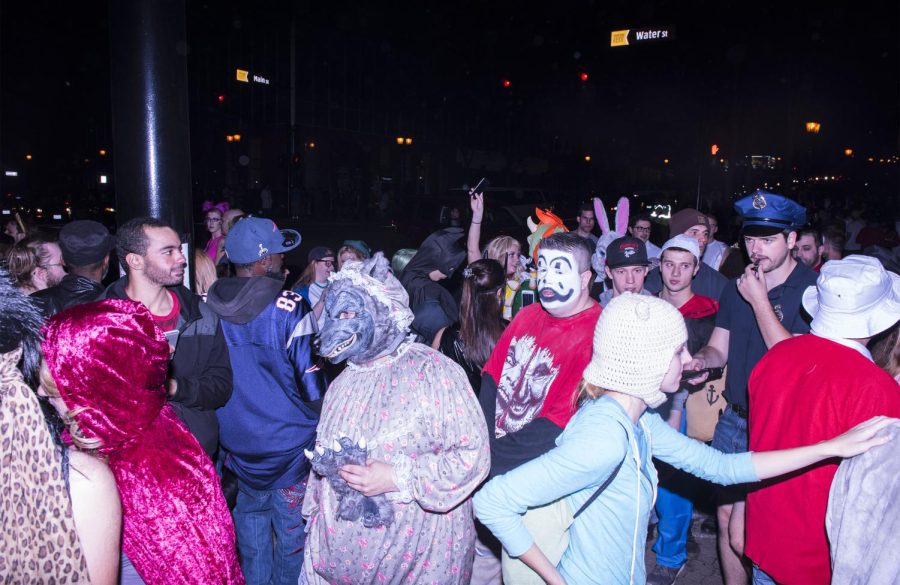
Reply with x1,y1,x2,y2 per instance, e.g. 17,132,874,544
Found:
224,217,301,264
307,246,335,263
606,236,649,269
59,220,115,266
660,234,701,263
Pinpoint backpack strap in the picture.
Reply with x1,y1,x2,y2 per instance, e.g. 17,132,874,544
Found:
573,421,629,519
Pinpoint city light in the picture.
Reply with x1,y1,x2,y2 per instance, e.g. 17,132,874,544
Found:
4,171,18,177
307,142,316,149
25,154,32,161
663,159,670,164
404,137,413,145
580,72,589,82
99,175,108,184
844,148,853,157
805,121,821,134
396,136,404,145
226,135,234,142
233,134,241,142
502,79,511,88
584,155,591,162
99,149,107,156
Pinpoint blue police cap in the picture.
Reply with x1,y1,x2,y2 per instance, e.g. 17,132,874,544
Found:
734,190,806,231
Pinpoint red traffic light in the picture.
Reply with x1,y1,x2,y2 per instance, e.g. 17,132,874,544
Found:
502,79,511,88
580,72,589,82
217,95,225,103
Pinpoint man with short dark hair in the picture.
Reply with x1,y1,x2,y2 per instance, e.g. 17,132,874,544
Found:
105,217,232,458
599,235,652,307
32,220,114,317
629,213,661,260
686,190,817,585
573,202,598,246
206,216,327,584
646,208,727,301
793,226,824,271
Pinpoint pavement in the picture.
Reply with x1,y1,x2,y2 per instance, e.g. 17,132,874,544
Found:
645,510,724,584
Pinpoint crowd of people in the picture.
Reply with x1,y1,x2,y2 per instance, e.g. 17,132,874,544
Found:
1,188,899,585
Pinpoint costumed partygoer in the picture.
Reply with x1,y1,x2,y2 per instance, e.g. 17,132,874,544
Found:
41,299,244,585
303,252,490,585
0,268,93,583
475,293,895,585
399,227,468,344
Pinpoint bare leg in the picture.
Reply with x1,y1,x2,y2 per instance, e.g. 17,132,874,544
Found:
717,501,749,585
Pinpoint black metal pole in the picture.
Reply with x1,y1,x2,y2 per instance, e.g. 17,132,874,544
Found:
108,0,193,240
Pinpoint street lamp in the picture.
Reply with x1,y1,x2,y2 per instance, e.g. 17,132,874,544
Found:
843,148,853,157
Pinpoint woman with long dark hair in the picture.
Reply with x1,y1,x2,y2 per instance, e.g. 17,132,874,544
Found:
432,258,506,392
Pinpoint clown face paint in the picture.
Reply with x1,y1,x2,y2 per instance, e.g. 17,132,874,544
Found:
537,249,583,317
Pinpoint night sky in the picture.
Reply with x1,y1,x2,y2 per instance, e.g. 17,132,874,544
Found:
1,1,897,211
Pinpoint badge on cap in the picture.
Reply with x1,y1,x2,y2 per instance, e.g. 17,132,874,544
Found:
623,247,636,258
752,192,767,210
258,243,268,257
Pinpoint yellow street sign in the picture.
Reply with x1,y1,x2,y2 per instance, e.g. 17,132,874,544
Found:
236,69,249,83
611,30,630,47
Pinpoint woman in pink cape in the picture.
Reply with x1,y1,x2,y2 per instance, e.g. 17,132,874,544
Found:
41,298,244,584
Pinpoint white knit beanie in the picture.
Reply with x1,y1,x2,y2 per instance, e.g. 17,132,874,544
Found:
582,293,688,408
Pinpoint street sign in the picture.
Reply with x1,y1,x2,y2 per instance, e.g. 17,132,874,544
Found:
611,27,675,47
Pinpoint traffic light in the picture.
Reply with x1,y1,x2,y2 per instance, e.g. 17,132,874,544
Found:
580,72,589,82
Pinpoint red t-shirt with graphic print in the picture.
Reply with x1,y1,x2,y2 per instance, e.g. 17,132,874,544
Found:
483,302,601,436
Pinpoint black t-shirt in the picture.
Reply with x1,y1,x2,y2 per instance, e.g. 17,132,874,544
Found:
717,262,818,408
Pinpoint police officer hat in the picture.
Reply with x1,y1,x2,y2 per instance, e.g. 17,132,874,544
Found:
735,190,806,233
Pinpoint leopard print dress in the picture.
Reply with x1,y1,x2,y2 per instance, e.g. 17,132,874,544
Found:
0,348,89,583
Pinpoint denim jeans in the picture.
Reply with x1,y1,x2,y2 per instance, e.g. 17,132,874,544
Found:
652,415,695,569
711,406,749,503
752,564,779,584
233,477,308,585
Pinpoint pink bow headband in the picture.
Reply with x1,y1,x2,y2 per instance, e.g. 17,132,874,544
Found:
202,200,230,214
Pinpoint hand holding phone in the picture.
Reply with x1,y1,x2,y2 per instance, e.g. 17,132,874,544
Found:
468,177,489,196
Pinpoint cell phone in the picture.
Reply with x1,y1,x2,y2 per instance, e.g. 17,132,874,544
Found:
164,329,180,357
681,367,724,385
469,177,489,195
520,289,536,307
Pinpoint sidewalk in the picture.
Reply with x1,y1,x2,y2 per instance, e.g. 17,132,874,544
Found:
645,512,724,585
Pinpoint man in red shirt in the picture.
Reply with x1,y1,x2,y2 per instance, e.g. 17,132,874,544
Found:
475,232,601,584
746,255,900,584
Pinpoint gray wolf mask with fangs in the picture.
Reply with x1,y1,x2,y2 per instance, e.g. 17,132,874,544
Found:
317,252,413,365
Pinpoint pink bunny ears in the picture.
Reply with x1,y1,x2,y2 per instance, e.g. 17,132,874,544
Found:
593,196,630,236
202,200,230,215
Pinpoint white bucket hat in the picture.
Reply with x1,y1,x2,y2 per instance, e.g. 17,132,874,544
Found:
802,255,900,339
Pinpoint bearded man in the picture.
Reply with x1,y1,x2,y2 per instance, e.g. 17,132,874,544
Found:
105,217,232,458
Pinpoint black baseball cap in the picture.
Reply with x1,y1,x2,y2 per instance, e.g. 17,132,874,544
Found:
606,236,649,269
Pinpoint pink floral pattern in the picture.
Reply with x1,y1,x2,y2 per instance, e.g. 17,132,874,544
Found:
303,344,490,584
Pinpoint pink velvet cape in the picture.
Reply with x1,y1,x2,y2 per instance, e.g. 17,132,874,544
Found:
43,299,243,584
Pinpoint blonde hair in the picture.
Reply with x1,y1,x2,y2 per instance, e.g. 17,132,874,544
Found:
193,250,218,297
484,236,523,280
39,363,103,452
573,378,608,410
337,245,364,270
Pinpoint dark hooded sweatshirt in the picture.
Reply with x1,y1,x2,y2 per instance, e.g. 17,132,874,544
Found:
206,277,327,490
399,227,467,344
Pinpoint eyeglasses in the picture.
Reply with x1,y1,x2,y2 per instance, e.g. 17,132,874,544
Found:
316,259,335,267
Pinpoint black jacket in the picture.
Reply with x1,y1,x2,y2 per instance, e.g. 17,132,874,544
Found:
31,274,104,318
104,277,233,456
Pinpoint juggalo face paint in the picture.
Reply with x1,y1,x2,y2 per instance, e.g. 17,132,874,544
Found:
537,249,582,317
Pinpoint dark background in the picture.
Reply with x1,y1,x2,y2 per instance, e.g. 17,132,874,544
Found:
1,1,897,251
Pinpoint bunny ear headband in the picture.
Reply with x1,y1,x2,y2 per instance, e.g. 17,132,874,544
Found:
202,200,230,214
591,196,631,275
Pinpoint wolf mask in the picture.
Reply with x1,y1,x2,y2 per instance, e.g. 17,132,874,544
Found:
317,252,413,365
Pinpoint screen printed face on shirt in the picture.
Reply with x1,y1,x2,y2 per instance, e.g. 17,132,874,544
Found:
537,249,582,317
